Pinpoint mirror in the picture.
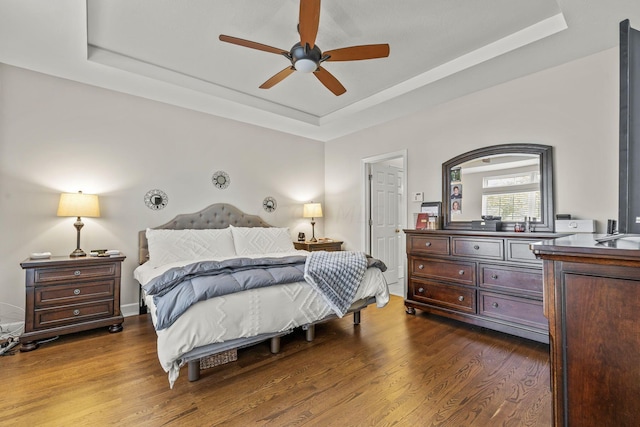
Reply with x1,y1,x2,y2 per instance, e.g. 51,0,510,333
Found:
442,143,554,232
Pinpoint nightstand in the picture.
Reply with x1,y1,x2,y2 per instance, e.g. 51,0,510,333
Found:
19,255,125,351
293,240,343,252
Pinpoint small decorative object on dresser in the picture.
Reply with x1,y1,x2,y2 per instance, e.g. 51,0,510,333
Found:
404,229,563,343
293,239,343,252
19,254,125,351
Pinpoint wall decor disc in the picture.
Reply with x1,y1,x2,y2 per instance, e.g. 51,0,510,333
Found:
263,196,277,212
212,170,230,189
144,189,168,210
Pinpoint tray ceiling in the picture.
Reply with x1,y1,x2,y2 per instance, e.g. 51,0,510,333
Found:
2,1,640,140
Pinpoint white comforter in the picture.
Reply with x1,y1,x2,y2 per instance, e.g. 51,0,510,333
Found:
134,251,390,386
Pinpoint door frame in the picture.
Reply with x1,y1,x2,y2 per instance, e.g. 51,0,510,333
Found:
361,149,408,270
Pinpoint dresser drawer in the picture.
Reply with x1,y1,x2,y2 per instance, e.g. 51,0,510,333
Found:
408,235,450,255
35,280,115,308
479,264,543,297
478,291,547,329
33,300,115,330
410,257,475,286
452,238,504,260
33,264,117,284
506,239,541,265
411,280,475,313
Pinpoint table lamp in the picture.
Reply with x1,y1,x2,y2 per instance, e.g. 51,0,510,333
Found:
303,202,323,242
57,191,100,257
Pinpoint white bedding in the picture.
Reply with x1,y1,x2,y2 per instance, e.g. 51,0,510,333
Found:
135,251,390,387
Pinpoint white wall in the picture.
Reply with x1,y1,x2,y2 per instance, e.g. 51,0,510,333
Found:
325,47,619,249
0,45,622,314
0,64,324,314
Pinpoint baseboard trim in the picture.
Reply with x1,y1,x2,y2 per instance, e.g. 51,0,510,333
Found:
121,303,141,318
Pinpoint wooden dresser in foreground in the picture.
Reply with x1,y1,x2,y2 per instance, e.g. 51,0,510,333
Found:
19,255,125,351
404,229,561,343
532,234,640,426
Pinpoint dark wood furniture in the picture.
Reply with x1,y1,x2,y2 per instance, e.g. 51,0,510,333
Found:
293,240,343,251
532,234,640,426
404,229,561,343
19,255,125,351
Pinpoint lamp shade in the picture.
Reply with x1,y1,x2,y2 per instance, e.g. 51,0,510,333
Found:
303,203,323,218
57,192,100,218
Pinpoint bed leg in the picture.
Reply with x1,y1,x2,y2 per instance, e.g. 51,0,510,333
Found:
270,336,281,353
353,310,361,325
188,360,201,382
304,324,315,342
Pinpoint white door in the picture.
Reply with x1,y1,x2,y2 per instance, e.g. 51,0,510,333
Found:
369,162,401,285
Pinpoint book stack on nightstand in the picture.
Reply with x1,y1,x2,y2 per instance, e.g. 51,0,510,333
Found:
293,239,343,252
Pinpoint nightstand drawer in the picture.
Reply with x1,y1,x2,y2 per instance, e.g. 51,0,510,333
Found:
34,264,117,283
410,258,475,286
34,300,114,330
35,280,115,308
411,280,475,313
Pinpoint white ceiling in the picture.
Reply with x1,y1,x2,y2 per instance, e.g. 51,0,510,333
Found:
1,0,640,141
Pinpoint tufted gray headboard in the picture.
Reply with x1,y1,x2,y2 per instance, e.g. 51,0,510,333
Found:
138,203,272,264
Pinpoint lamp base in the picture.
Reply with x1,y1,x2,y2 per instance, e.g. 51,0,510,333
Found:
70,248,87,257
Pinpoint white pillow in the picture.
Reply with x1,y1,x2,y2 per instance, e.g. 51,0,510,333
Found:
230,226,294,255
146,228,236,267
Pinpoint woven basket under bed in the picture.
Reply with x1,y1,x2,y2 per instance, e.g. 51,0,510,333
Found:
199,349,238,370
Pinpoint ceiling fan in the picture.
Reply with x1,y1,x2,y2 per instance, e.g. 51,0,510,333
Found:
219,0,390,96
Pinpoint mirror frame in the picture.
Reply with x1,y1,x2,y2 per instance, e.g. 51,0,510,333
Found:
442,143,554,232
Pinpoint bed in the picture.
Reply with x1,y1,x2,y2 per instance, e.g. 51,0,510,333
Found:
134,203,390,387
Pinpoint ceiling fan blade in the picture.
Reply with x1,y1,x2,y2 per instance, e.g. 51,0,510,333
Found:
314,66,346,96
219,35,288,55
299,0,321,49
259,67,295,89
323,44,390,61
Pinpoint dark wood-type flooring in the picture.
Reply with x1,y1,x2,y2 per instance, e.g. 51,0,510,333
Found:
1,296,552,426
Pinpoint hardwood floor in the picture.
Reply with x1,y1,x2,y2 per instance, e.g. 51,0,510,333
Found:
1,296,552,426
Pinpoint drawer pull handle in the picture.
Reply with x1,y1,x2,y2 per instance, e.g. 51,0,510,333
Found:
418,287,425,293
491,274,498,280
473,245,480,250
458,296,465,302
418,264,424,270
425,242,432,247
492,302,499,308
458,270,465,275
73,309,80,316
73,289,81,295
74,270,81,276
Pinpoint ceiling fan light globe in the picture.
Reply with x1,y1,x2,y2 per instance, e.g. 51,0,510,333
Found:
294,58,317,73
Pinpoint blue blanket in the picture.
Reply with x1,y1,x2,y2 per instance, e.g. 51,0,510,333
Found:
144,254,387,330
144,256,307,330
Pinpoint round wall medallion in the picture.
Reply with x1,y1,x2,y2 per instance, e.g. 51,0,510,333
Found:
263,196,277,212
144,189,168,210
212,171,230,189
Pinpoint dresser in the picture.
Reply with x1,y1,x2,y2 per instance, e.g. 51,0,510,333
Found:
532,234,640,426
293,240,343,251
20,255,125,351
404,229,561,343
